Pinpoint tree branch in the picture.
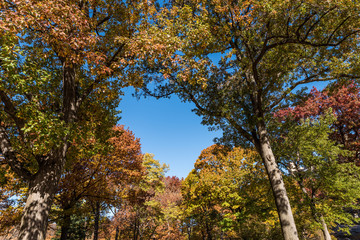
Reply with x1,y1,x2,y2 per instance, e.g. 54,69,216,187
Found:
76,44,125,109
178,82,254,143
0,90,25,134
0,125,32,180
268,73,360,111
96,16,111,28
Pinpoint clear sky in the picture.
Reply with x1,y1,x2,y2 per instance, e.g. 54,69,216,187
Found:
117,81,331,179
117,87,221,179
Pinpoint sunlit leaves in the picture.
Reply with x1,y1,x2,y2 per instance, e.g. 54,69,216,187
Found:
182,145,280,239
273,108,360,237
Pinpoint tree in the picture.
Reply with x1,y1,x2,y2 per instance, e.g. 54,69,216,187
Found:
112,153,169,240
272,111,360,239
152,176,184,240
52,125,143,240
0,0,156,239
274,84,360,239
182,145,281,239
0,164,26,238
276,82,360,165
141,1,360,239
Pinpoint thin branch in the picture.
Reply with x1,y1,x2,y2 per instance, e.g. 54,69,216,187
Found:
106,43,125,68
178,83,254,142
295,12,317,40
76,44,125,109
326,16,351,44
96,16,111,29
142,86,174,99
303,7,336,41
268,73,360,111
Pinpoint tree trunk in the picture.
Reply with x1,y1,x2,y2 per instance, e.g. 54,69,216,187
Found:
93,201,100,240
320,216,332,240
133,218,138,240
205,221,212,240
60,212,71,240
15,63,76,240
115,226,120,240
18,155,65,240
257,124,299,240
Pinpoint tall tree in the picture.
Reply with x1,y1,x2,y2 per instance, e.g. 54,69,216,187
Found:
141,1,360,239
0,0,156,239
274,84,360,239
273,112,360,239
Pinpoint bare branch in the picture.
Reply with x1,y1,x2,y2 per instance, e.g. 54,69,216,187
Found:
295,12,317,40
303,7,336,41
96,16,111,28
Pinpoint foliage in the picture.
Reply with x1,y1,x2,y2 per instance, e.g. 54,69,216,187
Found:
152,176,185,240
273,110,360,238
141,0,360,142
0,0,161,237
51,125,144,239
0,165,25,236
139,2,360,237
182,145,281,239
111,153,169,240
276,83,360,165
51,203,93,240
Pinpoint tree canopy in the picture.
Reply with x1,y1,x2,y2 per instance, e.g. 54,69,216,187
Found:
1,1,360,239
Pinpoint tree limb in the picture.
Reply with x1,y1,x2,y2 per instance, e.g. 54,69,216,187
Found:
0,125,32,180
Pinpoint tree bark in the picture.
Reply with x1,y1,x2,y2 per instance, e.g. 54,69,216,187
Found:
18,154,66,240
115,226,119,240
257,124,299,240
60,211,71,240
17,64,76,240
93,201,100,240
205,221,212,240
320,216,332,240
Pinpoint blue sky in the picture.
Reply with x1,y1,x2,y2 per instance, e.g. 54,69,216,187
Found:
117,81,331,179
117,87,220,179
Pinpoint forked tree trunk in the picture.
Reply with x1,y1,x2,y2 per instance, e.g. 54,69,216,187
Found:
257,124,299,240
18,155,66,240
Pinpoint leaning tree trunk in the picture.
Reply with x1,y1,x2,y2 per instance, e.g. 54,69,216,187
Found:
320,216,332,240
18,153,66,240
257,124,299,240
